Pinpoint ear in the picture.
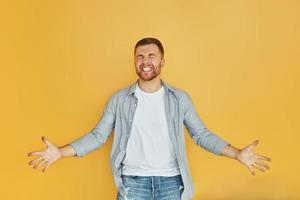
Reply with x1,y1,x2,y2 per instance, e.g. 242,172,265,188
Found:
161,58,165,67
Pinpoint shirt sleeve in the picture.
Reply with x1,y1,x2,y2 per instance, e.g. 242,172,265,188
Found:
69,93,117,157
182,91,230,156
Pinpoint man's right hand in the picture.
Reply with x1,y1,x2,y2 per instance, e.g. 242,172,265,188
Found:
27,136,62,172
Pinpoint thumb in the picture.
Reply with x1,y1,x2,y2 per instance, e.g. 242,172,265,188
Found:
42,136,52,147
248,139,259,149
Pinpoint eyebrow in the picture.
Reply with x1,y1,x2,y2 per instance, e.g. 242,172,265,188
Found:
136,53,156,58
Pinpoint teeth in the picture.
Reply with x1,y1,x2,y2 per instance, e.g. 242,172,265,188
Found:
142,67,152,72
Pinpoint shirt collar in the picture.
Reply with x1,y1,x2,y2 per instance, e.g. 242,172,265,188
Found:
127,79,176,96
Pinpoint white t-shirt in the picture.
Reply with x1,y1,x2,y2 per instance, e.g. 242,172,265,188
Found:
122,83,180,176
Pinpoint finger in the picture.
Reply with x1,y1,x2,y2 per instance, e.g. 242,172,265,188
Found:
257,155,272,162
42,163,50,173
28,151,43,157
33,160,47,169
247,166,256,176
42,136,52,147
252,163,266,172
29,157,44,166
248,139,259,149
255,161,270,169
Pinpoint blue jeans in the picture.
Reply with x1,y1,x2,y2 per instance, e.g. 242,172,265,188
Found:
116,174,184,200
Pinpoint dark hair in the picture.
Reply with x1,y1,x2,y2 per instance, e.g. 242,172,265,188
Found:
134,37,164,57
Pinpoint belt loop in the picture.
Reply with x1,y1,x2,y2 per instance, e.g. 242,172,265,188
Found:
119,183,126,197
151,176,154,199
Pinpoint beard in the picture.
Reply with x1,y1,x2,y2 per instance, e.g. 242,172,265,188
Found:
136,63,162,81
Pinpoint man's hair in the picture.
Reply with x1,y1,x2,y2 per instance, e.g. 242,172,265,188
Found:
134,37,164,57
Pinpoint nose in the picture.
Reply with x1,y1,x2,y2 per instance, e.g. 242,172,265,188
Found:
142,57,150,65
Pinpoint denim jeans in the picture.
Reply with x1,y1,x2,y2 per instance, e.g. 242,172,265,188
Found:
116,174,184,200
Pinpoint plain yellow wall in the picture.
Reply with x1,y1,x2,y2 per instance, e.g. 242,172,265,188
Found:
0,0,299,199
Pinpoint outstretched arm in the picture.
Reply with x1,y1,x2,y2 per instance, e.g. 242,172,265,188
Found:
182,91,230,155
181,91,272,175
27,92,118,172
221,140,272,176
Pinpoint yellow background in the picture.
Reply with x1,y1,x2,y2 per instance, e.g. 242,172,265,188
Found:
0,0,299,199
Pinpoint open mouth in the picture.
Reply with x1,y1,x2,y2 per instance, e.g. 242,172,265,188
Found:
141,66,153,72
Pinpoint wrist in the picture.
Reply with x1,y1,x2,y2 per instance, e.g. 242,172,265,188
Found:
58,144,77,157
234,149,242,160
221,144,241,160
58,146,67,157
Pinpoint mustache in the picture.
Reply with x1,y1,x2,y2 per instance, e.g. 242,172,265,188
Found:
139,63,154,68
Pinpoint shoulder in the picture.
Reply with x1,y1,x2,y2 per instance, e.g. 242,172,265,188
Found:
164,83,194,112
108,85,132,102
166,83,192,101
114,86,131,96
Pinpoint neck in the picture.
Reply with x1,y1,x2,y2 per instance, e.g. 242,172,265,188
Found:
138,76,162,93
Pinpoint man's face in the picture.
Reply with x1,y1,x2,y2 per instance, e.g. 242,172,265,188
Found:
134,44,165,81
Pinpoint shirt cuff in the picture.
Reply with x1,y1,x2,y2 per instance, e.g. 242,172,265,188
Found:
69,140,86,157
214,140,230,156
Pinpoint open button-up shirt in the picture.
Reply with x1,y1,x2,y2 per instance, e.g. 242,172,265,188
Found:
70,79,230,200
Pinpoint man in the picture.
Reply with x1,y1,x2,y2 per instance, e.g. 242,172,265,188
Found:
28,38,272,200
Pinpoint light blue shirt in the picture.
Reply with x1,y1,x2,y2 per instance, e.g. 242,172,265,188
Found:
70,79,230,200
